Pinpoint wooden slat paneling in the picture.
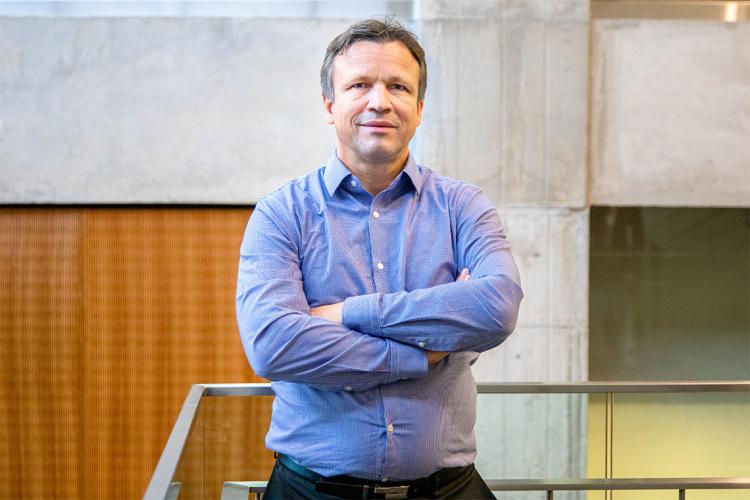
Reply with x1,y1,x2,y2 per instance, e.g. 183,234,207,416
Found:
0,210,83,499
0,207,274,500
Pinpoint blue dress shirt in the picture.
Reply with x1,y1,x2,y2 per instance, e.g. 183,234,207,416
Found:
236,151,523,481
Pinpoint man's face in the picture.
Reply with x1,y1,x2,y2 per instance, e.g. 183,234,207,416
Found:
323,40,424,168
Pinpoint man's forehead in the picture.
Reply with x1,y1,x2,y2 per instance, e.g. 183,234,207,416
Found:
334,40,419,70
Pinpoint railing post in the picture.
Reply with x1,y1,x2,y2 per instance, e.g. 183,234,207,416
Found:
605,391,615,500
679,489,685,500
547,490,554,500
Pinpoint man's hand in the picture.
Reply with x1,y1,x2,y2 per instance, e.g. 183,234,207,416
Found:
310,302,344,324
456,268,470,282
427,351,449,364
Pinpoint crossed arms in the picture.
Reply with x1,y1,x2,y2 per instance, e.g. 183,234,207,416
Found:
309,267,473,365
235,187,523,392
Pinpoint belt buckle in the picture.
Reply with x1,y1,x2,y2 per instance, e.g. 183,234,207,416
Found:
373,484,410,499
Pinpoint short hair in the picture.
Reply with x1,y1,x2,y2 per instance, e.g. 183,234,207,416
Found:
320,18,427,102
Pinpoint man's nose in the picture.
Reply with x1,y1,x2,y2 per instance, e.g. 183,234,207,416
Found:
367,84,391,112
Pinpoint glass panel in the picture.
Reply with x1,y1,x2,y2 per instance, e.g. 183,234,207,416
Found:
171,401,206,500
589,392,750,500
590,207,750,380
612,393,750,478
476,393,587,500
159,387,748,499
169,394,274,499
588,207,750,499
586,393,608,481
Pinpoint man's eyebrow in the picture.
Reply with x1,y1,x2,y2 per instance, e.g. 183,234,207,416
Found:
341,74,414,86
341,73,371,83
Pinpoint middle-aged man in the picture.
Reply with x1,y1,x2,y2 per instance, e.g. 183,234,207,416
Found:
237,18,523,499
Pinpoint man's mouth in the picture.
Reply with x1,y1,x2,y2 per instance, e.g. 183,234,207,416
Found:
358,120,397,130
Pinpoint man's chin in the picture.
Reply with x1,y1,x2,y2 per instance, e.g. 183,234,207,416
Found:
355,143,406,165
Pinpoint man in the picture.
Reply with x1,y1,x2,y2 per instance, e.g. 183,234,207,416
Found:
236,18,523,499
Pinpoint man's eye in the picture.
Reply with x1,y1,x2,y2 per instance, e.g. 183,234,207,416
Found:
392,84,407,91
351,83,367,89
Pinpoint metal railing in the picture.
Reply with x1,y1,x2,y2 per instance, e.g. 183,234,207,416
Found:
144,381,750,500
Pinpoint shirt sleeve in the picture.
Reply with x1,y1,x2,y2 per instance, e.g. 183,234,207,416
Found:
341,185,523,353
236,200,428,392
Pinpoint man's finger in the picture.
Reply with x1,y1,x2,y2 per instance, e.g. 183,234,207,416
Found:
309,302,344,324
427,351,449,365
456,268,471,282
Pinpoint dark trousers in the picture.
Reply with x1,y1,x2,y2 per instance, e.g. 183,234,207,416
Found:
264,458,496,500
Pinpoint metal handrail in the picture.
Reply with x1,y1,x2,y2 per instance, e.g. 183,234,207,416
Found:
200,381,750,397
487,478,750,490
222,477,750,500
144,381,750,499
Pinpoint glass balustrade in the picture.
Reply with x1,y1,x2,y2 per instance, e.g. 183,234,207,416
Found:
145,382,750,500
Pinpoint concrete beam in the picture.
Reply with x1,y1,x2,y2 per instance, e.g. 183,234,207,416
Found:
0,17,351,204
591,20,750,207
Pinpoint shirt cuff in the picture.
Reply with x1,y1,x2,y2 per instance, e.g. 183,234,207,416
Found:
342,293,381,335
387,339,428,383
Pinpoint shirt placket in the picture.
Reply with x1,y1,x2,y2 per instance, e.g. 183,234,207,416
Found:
345,176,391,478
370,189,405,480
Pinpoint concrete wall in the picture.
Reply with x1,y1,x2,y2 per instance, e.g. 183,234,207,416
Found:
418,0,589,208
0,2,590,494
591,20,750,207
0,17,344,203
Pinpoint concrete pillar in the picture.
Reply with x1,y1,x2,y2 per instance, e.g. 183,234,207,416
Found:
413,1,590,494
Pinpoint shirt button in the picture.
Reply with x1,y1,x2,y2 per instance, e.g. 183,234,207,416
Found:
387,423,394,433
350,179,357,187
377,262,384,270
372,210,380,218
418,341,426,348
344,386,352,392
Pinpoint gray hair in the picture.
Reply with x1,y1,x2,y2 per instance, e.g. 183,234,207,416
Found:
320,18,427,102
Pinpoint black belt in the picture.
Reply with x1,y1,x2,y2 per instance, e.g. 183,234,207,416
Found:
276,453,474,499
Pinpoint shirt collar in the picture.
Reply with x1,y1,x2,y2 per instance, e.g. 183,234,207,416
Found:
323,150,423,197
400,153,423,194
323,151,352,197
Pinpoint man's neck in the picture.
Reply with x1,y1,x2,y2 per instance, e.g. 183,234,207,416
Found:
339,150,409,197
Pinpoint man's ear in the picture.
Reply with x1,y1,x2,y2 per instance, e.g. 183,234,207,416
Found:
323,94,335,125
415,99,425,127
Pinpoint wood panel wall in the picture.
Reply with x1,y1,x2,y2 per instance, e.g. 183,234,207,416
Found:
0,207,274,500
